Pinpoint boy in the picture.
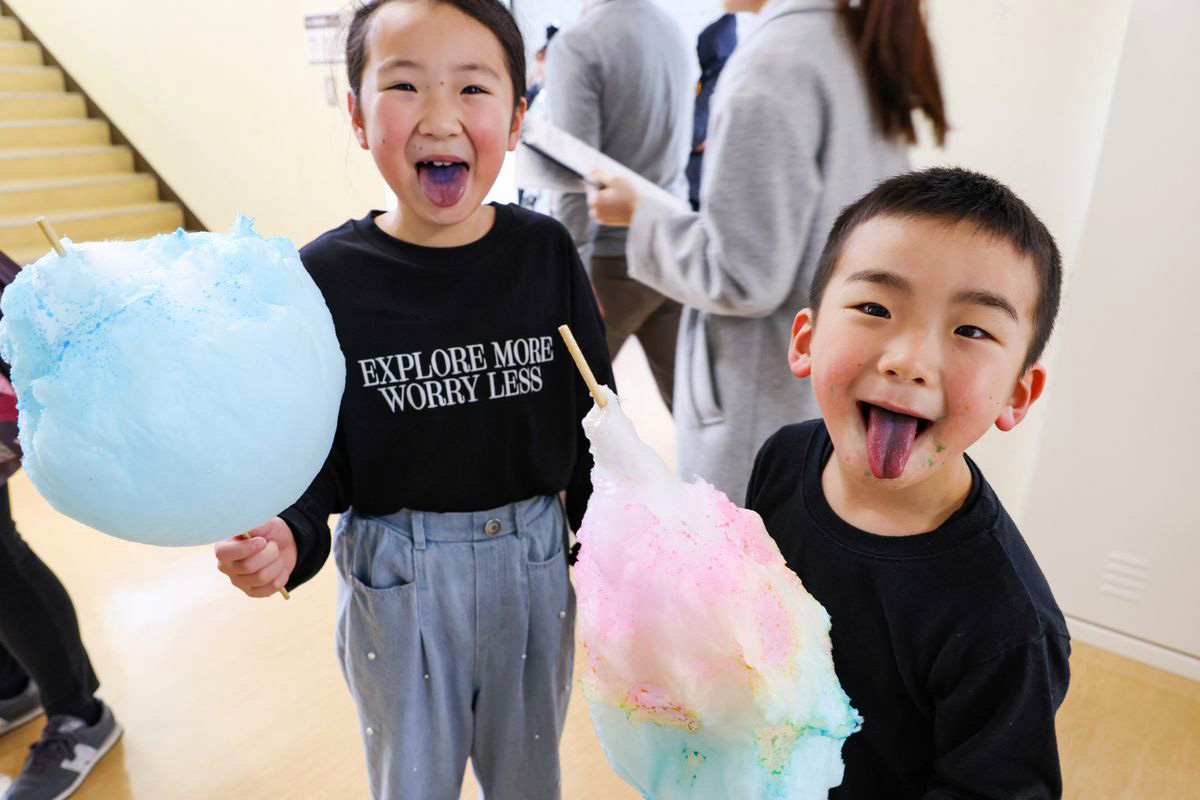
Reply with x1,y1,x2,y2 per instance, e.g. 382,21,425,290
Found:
746,167,1071,798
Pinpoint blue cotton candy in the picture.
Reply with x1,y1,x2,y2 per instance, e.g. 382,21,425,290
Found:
0,218,345,546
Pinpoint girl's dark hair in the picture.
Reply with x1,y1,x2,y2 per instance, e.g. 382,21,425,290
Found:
346,0,526,106
838,0,948,146
809,168,1062,370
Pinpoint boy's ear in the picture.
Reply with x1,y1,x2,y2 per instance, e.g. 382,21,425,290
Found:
507,97,528,151
788,309,815,379
995,364,1047,432
348,92,369,150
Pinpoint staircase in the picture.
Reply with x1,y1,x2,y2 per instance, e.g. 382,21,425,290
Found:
0,11,185,265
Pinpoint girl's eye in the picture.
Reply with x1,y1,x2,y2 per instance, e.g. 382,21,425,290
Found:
387,82,416,92
855,303,890,319
462,85,488,95
955,325,992,340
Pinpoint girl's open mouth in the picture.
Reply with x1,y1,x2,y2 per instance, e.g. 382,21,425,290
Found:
857,402,933,480
416,161,470,208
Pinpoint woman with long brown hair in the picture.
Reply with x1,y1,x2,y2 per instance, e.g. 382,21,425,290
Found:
589,0,946,504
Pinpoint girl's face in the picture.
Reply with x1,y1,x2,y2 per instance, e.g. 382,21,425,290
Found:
350,0,524,239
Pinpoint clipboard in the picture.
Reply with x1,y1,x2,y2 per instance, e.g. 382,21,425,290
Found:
519,117,690,212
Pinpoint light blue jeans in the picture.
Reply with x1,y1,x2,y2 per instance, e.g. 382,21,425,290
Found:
333,494,575,800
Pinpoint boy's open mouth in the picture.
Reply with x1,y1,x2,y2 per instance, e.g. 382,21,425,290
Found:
858,402,933,480
416,161,470,208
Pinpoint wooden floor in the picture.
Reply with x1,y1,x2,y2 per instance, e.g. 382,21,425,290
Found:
0,344,1197,799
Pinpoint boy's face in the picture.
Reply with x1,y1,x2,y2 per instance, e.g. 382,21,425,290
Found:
789,214,1046,486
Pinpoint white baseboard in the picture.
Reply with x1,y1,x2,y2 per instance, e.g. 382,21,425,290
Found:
1066,615,1200,681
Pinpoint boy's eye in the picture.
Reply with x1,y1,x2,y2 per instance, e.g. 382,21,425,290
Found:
955,325,992,340
387,82,416,92
462,85,488,95
855,303,890,319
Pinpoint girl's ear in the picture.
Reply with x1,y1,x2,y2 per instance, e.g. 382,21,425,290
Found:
995,364,1047,432
507,97,528,151
788,309,815,379
348,91,369,150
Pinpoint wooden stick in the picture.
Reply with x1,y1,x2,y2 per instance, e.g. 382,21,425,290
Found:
557,324,607,409
235,533,291,600
35,216,66,257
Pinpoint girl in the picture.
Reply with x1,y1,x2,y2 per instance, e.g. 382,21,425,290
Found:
588,0,947,505
215,2,611,798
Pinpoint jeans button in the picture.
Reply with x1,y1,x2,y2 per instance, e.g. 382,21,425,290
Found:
484,518,502,536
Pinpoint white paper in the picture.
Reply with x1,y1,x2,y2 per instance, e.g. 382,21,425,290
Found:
520,117,691,212
514,143,588,193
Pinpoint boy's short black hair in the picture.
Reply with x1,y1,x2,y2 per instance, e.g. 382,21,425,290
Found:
809,167,1062,369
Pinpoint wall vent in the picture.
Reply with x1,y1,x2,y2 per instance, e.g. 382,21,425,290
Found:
1100,550,1148,602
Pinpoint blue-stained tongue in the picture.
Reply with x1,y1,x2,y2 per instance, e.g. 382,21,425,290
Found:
418,163,469,208
865,406,919,479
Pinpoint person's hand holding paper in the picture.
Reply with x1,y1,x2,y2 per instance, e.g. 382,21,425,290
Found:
587,172,639,226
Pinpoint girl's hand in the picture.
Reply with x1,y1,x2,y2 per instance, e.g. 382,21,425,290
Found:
214,516,298,598
587,172,638,227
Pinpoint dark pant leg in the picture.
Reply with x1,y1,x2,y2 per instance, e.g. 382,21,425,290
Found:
590,255,681,412
634,295,681,413
0,483,99,718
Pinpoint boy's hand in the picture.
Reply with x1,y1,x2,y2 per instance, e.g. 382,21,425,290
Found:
214,517,297,598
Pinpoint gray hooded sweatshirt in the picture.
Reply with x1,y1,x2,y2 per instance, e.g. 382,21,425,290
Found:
626,0,909,501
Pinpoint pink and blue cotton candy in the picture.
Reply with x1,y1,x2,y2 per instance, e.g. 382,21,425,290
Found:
575,387,860,799
0,218,344,546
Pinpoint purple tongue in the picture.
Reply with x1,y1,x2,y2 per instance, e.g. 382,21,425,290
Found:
865,406,919,479
418,164,469,208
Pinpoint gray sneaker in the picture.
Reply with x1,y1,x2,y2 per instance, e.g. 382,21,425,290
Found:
0,682,42,737
3,701,122,800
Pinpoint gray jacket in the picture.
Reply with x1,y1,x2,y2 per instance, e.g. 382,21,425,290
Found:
626,0,909,501
546,0,694,260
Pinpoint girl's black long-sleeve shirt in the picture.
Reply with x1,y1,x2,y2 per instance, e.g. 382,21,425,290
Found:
280,204,612,590
746,420,1071,799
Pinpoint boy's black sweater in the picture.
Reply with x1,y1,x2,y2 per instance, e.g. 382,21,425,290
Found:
746,420,1070,799
280,205,612,590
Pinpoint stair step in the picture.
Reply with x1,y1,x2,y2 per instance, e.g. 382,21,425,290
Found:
0,145,134,180
0,202,184,251
0,119,110,149
0,42,39,67
0,67,64,92
2,243,53,266
0,173,158,215
0,18,22,42
0,91,85,120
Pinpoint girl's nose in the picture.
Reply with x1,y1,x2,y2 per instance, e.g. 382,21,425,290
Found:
418,96,464,138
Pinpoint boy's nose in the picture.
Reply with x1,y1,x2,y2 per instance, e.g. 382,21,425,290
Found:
878,336,937,386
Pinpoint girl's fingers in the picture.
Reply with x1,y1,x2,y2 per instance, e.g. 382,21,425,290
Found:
228,540,281,576
245,558,289,592
214,535,264,566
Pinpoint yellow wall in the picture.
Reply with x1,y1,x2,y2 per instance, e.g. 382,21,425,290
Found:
6,0,388,244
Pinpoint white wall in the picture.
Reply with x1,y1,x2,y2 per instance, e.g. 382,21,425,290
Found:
1020,0,1200,675
912,0,1132,523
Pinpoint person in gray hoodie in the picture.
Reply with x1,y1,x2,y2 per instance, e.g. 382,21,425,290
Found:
589,0,947,501
546,0,694,411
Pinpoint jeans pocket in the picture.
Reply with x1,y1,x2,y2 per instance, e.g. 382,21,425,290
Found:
344,518,418,591
524,500,567,566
